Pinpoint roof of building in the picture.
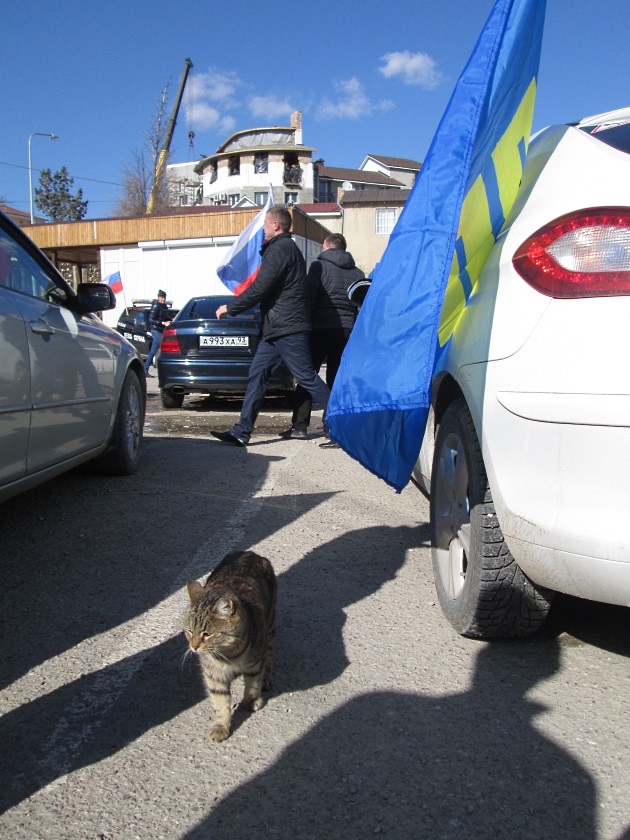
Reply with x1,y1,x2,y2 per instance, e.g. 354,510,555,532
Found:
155,204,231,215
295,203,341,214
339,188,412,205
1,203,45,226
363,155,422,170
317,166,404,187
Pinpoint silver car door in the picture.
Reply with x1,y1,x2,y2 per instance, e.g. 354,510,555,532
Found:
0,287,31,484
0,229,115,473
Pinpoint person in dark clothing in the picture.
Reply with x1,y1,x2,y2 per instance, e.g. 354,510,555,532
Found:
211,207,330,447
144,290,171,375
281,233,364,444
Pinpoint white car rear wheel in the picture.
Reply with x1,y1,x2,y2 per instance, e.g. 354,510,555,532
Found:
430,399,553,639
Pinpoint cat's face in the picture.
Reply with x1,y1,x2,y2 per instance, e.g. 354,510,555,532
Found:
185,594,245,658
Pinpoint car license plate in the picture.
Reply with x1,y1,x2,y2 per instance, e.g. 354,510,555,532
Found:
199,335,249,347
123,332,133,340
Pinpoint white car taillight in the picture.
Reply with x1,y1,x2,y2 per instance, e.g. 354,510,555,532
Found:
512,207,630,297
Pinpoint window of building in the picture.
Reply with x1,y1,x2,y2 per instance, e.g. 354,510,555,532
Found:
283,154,302,186
178,183,199,206
284,192,298,206
228,156,240,176
376,208,397,234
228,194,241,206
254,192,268,206
318,182,333,203
254,154,268,174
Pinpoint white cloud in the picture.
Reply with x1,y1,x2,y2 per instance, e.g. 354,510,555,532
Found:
379,51,444,89
184,68,240,134
316,78,393,120
187,102,235,134
248,95,296,120
192,69,241,103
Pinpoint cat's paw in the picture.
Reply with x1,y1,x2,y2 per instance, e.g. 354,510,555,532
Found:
209,724,230,742
241,696,265,712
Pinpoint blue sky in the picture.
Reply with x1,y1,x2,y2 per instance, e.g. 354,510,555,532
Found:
2,0,628,220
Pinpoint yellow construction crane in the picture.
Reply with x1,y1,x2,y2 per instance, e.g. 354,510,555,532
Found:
146,57,193,214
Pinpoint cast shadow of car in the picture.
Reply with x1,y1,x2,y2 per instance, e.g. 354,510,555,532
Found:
0,519,423,813
0,436,286,695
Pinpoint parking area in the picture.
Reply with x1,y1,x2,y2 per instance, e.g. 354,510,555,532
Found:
0,375,628,839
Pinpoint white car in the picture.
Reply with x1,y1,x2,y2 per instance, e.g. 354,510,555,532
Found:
412,107,630,638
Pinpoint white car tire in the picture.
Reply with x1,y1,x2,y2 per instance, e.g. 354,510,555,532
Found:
430,398,553,639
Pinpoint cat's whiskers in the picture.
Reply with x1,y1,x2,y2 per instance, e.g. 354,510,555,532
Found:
181,648,194,670
211,649,231,664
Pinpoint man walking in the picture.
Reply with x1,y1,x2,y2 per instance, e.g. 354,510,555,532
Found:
211,207,330,447
144,290,171,376
281,233,364,443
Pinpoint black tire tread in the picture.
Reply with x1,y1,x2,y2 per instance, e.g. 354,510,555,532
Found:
431,399,553,639
160,388,184,409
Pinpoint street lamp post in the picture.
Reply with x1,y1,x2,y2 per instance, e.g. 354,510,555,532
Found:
28,132,58,224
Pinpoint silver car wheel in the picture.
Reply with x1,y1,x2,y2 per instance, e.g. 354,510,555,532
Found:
124,378,142,460
432,429,471,600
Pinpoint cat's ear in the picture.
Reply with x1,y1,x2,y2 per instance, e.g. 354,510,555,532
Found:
187,580,205,602
214,597,235,616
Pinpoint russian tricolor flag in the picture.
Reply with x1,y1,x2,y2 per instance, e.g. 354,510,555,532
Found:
106,271,123,295
217,187,274,295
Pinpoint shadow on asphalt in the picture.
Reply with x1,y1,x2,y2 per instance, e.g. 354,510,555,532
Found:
1,422,628,827
0,434,420,815
183,639,599,840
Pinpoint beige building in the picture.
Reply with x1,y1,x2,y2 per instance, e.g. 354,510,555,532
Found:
336,188,412,275
358,155,422,189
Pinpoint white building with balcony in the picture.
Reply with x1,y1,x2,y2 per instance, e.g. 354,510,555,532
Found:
168,111,316,209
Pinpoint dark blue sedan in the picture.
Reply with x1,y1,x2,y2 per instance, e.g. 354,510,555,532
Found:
157,295,294,409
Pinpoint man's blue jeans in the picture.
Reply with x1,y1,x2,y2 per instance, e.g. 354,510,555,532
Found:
144,329,163,372
231,332,330,441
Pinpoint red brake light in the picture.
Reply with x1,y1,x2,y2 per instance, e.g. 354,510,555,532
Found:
160,328,181,353
513,207,630,298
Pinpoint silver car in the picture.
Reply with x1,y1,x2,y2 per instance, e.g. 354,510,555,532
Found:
0,210,146,503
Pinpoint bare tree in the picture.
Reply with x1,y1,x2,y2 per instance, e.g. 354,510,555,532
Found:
114,81,174,216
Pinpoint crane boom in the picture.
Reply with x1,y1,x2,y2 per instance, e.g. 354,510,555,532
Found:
146,57,193,214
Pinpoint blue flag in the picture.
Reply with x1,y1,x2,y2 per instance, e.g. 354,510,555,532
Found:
326,0,546,491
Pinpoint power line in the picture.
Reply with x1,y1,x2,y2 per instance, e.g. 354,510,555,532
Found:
0,159,123,187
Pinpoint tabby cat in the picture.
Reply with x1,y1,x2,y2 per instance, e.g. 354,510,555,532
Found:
185,550,277,743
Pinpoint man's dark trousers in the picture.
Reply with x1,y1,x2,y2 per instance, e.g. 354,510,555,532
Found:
232,332,330,442
291,327,351,432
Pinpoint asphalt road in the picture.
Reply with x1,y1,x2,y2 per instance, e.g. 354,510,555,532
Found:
0,379,629,839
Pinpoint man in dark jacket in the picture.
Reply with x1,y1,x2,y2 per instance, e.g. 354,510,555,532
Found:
211,207,330,447
144,290,171,375
281,233,364,442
